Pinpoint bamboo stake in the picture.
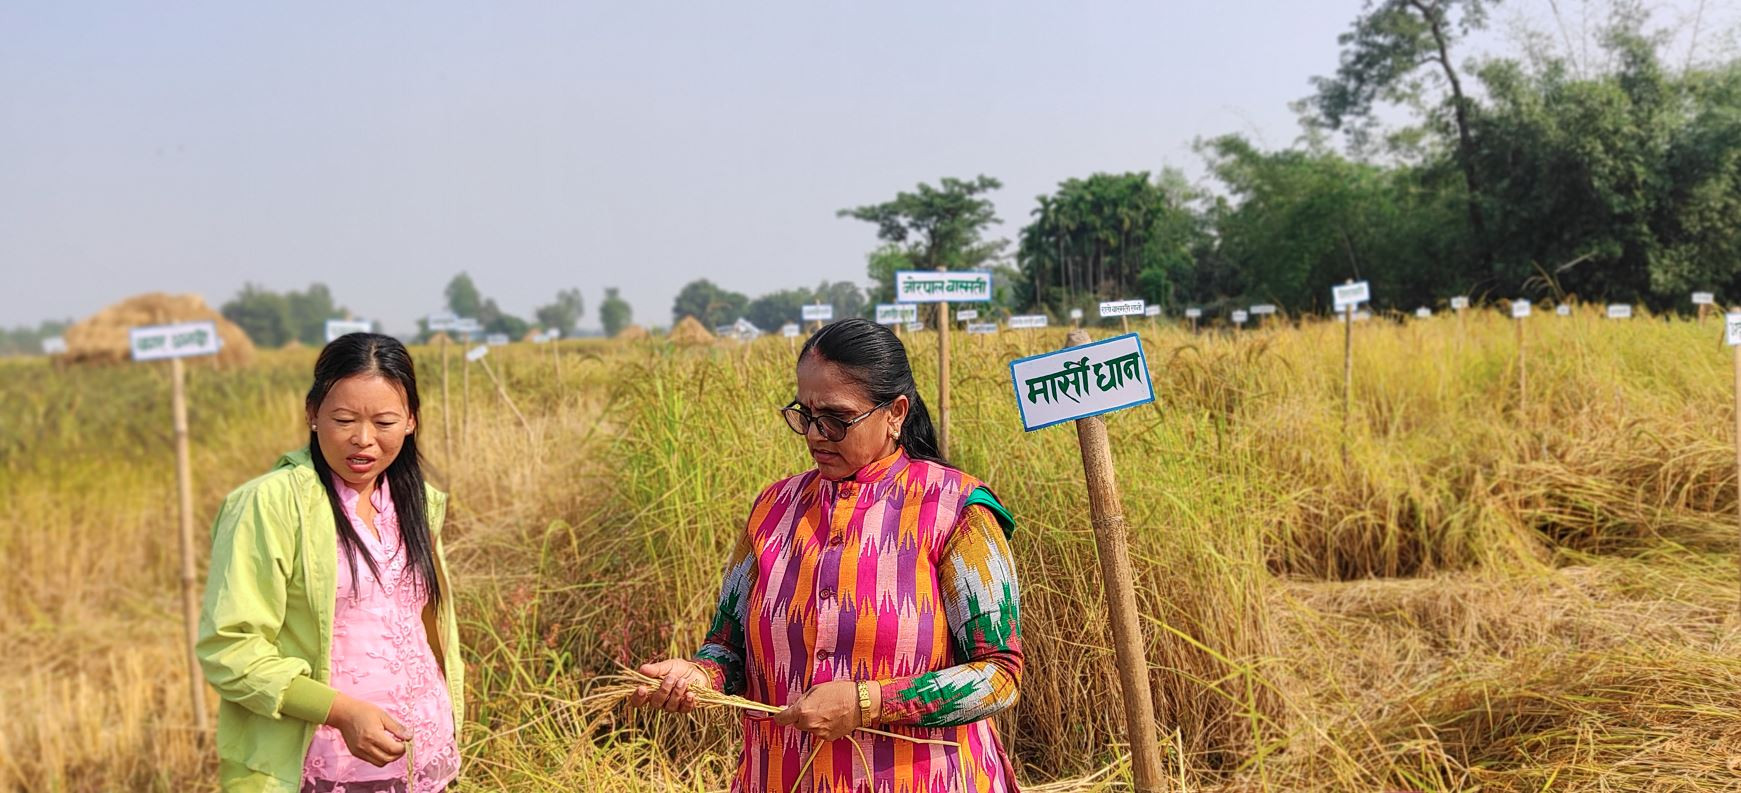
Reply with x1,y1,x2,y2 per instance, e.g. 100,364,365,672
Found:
477,355,535,448
440,335,451,462
1064,327,1168,792
170,356,209,736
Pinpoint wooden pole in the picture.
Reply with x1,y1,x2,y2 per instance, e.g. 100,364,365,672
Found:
1516,313,1527,411
1065,328,1168,792
936,267,951,460
462,353,471,451
170,356,210,736
1733,337,1741,617
440,335,451,462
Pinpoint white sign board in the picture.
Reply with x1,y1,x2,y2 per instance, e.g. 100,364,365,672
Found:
1511,300,1532,319
466,345,488,362
1008,315,1049,330
1069,308,1084,320
801,304,834,322
1727,313,1741,346
956,309,980,321
1009,333,1154,432
894,270,993,303
1231,310,1249,325
1693,292,1715,306
426,312,458,332
325,319,372,342
966,322,999,335
41,335,67,355
1450,296,1470,310
453,318,482,334
531,333,550,345
1143,305,1161,317
486,333,510,346
1556,304,1571,316
1332,281,1371,309
1099,299,1146,318
781,323,801,338
1607,304,1633,319
1250,304,1278,316
1184,308,1202,319
904,321,924,333
874,304,919,325
130,321,221,361
1415,307,1431,319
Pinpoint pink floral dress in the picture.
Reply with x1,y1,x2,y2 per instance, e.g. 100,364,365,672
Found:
301,476,460,793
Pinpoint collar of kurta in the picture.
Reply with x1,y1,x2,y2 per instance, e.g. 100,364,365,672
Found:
818,446,910,499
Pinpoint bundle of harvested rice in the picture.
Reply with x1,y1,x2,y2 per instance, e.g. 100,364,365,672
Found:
617,324,651,342
667,316,714,346
62,292,255,366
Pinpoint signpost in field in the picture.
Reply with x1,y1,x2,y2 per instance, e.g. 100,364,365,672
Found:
1608,304,1634,320
1231,309,1249,331
1727,311,1741,614
1333,281,1371,457
1694,292,1715,322
1512,300,1532,409
802,303,833,333
1099,299,1145,333
895,269,993,460
1184,307,1202,333
1008,315,1049,330
324,319,372,342
427,312,459,461
1008,330,1166,791
130,320,223,735
464,344,533,448
41,335,66,355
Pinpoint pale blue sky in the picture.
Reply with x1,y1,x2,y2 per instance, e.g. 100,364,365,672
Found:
1,1,1727,333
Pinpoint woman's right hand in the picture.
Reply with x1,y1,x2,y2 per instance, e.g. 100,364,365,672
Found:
324,691,411,767
630,658,710,714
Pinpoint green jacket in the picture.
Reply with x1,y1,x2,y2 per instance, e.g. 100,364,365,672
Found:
197,448,463,792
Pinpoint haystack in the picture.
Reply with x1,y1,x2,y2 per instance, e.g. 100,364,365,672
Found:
616,324,650,342
63,292,255,366
667,316,714,346
423,332,452,346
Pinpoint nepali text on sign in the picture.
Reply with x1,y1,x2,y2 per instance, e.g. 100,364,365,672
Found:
1143,305,1161,317
325,319,372,342
1450,296,1470,310
801,304,834,322
427,312,458,332
1251,304,1277,315
1009,333,1155,432
130,321,222,362
1008,315,1049,330
1511,300,1532,319
1231,310,1249,324
966,322,999,335
874,304,919,325
781,323,801,338
1607,304,1633,319
956,309,980,321
1727,313,1741,346
894,271,993,303
1184,308,1202,319
1693,292,1715,306
1099,300,1145,318
1332,281,1371,310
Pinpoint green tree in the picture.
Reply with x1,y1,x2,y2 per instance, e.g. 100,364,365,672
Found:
839,175,1008,300
221,283,295,347
811,280,867,320
1016,171,1206,315
600,288,633,337
444,273,482,318
1308,0,1496,267
285,283,344,346
745,288,815,331
535,288,585,334
671,279,749,328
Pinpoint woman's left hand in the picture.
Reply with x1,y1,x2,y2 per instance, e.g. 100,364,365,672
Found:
773,680,863,742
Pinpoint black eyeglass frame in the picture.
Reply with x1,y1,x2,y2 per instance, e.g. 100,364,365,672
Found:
781,399,894,443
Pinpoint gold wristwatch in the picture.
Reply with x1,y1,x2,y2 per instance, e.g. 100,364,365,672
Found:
856,681,874,726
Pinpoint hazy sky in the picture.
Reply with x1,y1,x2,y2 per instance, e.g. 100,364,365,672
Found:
2,1,1729,334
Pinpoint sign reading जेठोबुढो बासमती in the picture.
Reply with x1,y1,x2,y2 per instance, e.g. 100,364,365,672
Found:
1008,332,1155,432
894,270,993,303
130,321,222,361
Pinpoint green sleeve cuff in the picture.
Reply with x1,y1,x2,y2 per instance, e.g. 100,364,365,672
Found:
280,675,338,724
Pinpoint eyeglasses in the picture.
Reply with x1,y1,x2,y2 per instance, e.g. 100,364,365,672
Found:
781,399,892,443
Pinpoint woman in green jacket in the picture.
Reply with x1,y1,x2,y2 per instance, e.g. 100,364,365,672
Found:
198,333,463,792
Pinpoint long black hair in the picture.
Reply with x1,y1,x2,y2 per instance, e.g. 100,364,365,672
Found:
305,333,440,607
797,318,948,467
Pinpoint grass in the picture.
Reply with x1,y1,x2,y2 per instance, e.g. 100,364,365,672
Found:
3,308,1740,791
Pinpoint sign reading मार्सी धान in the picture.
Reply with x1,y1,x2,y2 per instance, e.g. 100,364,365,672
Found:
1726,313,1741,346
1607,304,1633,320
1694,292,1715,306
130,321,222,362
1332,281,1371,310
1511,300,1532,319
1009,332,1155,432
1184,308,1202,319
956,309,979,321
875,304,919,325
802,304,834,322
894,271,993,303
1099,300,1145,318
325,319,372,342
967,322,999,335
1008,315,1049,330
1451,296,1470,310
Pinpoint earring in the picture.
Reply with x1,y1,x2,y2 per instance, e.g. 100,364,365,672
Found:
309,423,317,431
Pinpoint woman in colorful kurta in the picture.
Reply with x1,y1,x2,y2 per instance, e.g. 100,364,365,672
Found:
634,318,1024,793
198,333,462,792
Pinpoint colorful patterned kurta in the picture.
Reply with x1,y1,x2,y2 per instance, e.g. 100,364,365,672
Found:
694,448,1024,793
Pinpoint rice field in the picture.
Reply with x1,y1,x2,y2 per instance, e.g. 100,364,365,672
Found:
4,307,1740,792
